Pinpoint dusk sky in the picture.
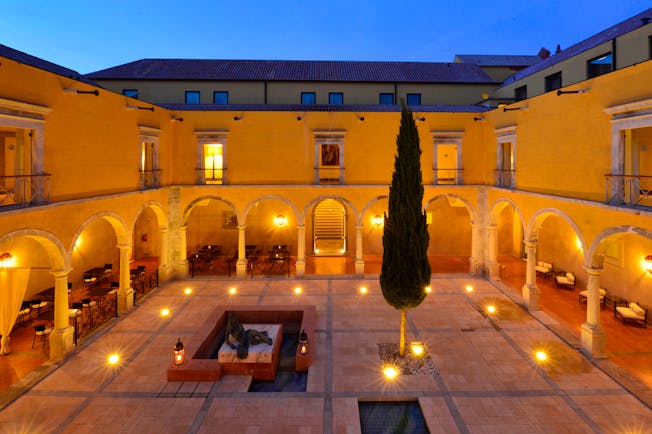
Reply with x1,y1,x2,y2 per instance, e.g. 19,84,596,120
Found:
2,1,651,74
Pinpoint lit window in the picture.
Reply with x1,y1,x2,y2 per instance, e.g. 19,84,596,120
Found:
213,91,228,104
329,92,343,105
203,143,224,184
544,72,562,92
587,52,612,79
122,89,138,98
185,91,200,104
301,92,316,104
406,93,421,105
514,85,527,102
379,93,395,105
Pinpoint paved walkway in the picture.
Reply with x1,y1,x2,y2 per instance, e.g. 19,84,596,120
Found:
1,276,651,433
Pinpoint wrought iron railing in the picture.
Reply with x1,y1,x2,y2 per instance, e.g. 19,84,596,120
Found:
139,169,162,189
494,169,515,188
605,174,652,207
195,168,225,185
434,168,463,185
0,174,50,208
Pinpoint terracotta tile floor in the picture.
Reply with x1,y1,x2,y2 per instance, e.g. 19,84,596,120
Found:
1,256,651,433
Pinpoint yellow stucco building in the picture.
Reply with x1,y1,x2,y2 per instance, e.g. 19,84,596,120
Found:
1,9,652,363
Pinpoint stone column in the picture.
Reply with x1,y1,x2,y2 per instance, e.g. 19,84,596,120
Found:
487,224,500,279
117,243,134,313
236,225,247,277
469,222,483,276
158,227,171,283
295,224,306,276
521,240,540,311
175,225,188,279
48,269,74,361
354,224,365,275
581,266,607,358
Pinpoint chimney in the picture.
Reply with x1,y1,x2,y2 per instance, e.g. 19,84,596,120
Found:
642,17,650,26
555,44,562,54
537,47,550,59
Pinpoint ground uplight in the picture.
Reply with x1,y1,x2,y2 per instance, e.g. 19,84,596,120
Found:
382,366,399,380
107,353,120,365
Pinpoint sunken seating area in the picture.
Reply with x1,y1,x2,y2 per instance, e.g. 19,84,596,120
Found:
614,301,648,327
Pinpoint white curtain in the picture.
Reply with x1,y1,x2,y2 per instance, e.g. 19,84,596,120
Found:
0,268,30,355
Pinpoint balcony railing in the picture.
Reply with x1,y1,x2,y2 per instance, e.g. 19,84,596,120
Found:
605,174,652,207
139,169,162,190
434,168,463,185
0,174,50,209
196,168,225,185
494,169,515,188
316,166,343,185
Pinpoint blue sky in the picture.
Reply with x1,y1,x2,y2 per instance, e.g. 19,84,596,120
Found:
2,1,651,73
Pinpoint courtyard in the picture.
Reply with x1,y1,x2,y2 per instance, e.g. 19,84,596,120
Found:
1,272,651,433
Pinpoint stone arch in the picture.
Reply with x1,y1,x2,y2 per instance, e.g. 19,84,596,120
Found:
527,208,586,252
489,198,526,234
588,225,652,268
183,195,239,226
243,195,300,225
68,211,130,255
360,195,388,226
424,193,476,222
301,195,359,224
132,200,168,230
0,229,68,270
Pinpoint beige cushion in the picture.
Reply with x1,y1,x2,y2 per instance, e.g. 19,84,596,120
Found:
543,262,552,269
537,261,543,267
630,303,646,317
616,306,643,320
566,272,575,282
580,289,606,299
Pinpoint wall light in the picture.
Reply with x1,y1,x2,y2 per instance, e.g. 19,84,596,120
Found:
171,115,184,122
644,255,652,274
233,116,242,121
296,116,303,121
557,89,588,96
358,116,365,122
126,105,154,111
371,214,384,227
0,252,14,267
274,214,288,227
64,88,99,96
173,338,185,366
415,116,426,122
473,116,485,122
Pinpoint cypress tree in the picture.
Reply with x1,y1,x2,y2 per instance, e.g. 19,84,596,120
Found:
380,103,431,357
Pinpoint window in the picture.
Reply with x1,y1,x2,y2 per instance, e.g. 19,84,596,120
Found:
432,131,464,185
301,92,316,104
406,93,421,105
514,85,527,102
122,89,138,98
313,130,345,184
138,126,161,189
329,92,343,105
544,72,562,92
379,93,395,105
213,91,229,105
195,131,228,184
587,52,613,79
185,91,200,104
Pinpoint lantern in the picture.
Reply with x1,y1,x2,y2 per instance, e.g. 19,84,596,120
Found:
173,338,185,366
298,329,309,355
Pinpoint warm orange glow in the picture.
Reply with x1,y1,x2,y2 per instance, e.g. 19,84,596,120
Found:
299,343,308,355
74,236,82,249
184,287,193,295
359,286,368,294
465,285,474,292
371,214,384,227
535,350,548,362
229,287,237,295
486,305,496,314
274,214,288,227
575,237,582,250
425,285,432,293
410,342,425,356
107,353,120,365
643,255,652,274
0,252,15,268
203,143,223,183
383,366,399,380
294,286,302,295
160,308,170,317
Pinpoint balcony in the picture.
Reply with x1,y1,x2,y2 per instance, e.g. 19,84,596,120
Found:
139,169,162,190
434,168,463,185
605,174,652,207
0,174,50,209
196,168,225,185
494,169,515,189
316,166,343,185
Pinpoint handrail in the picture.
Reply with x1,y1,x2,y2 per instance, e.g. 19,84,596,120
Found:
0,174,50,209
605,174,652,207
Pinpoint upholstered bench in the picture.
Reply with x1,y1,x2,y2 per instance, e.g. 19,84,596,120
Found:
535,261,552,278
578,288,606,308
615,301,647,327
555,272,576,290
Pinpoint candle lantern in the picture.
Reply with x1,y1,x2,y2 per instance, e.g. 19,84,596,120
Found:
298,329,309,355
173,338,185,366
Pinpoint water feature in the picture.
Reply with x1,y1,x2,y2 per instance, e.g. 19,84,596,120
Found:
358,401,429,434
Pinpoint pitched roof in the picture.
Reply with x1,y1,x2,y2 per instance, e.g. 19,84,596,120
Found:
159,103,491,113
502,8,652,85
86,59,496,84
0,44,97,86
454,54,542,67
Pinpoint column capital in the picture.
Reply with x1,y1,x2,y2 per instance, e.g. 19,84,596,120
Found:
523,239,537,248
49,268,72,278
159,227,169,234
237,224,246,230
583,265,603,276
117,243,131,250
355,224,363,230
296,224,305,230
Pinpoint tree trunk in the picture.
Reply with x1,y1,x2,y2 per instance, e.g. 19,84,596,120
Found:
399,309,407,357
